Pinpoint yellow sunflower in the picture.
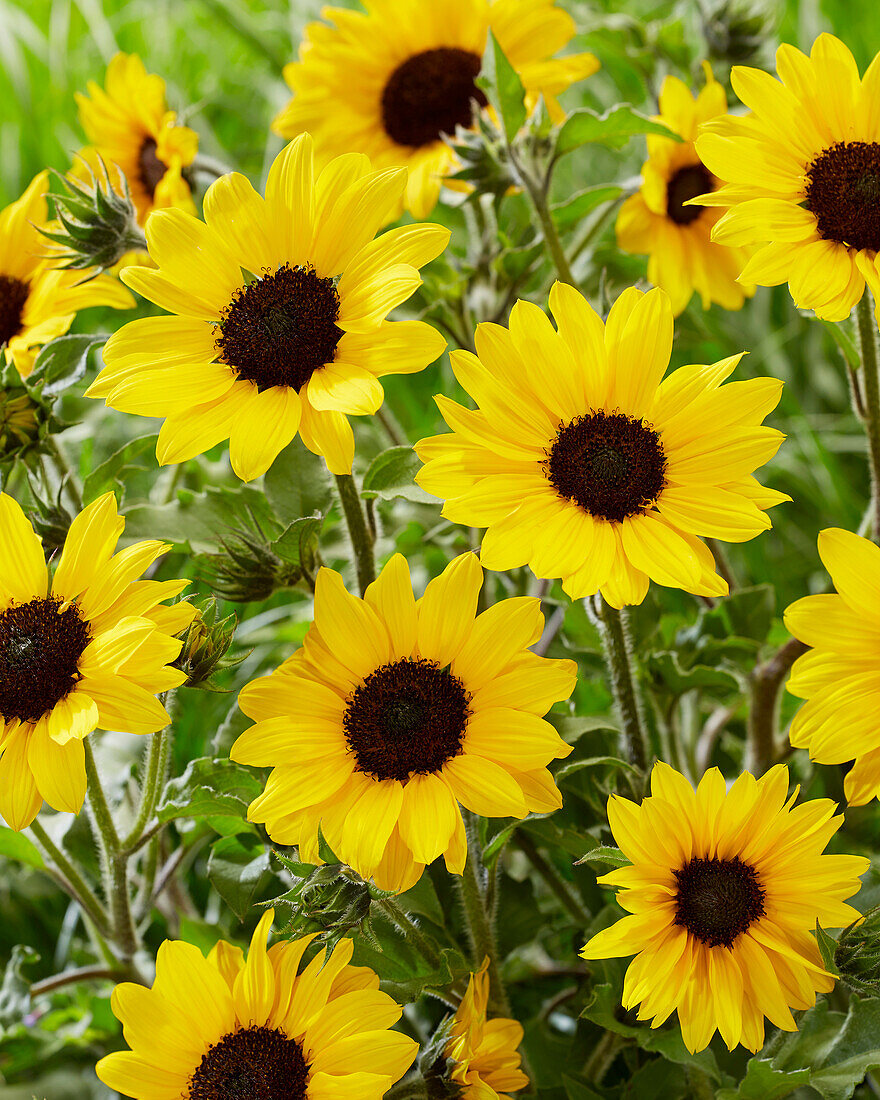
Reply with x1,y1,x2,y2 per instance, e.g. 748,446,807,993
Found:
694,34,880,322
75,52,198,227
414,284,788,608
273,0,599,217
96,908,417,1099
446,959,529,1098
0,491,195,831
784,528,880,804
581,762,868,1054
617,65,755,316
231,552,576,893
87,134,449,482
0,173,133,377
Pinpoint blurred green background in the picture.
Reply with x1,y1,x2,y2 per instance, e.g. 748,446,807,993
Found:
3,0,880,1096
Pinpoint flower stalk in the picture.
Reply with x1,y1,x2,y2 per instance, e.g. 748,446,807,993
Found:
334,472,376,595
589,595,650,773
856,292,880,542
457,814,511,1017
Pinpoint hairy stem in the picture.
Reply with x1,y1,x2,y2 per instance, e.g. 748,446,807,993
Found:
334,472,376,595
457,814,512,1017
519,167,577,287
746,636,808,775
856,291,880,541
582,1030,625,1086
590,596,650,773
28,819,109,936
30,965,127,997
377,896,443,970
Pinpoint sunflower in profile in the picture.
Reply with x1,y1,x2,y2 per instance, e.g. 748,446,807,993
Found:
581,762,868,1054
445,959,529,1098
0,492,195,831
415,284,787,608
785,528,880,804
96,908,417,1099
694,34,880,321
0,173,133,377
87,134,449,482
617,65,755,316
273,0,599,217
232,552,575,892
75,52,198,226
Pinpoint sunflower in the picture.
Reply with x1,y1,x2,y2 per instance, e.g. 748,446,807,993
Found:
86,135,449,482
616,65,755,316
0,173,133,377
414,284,788,608
0,491,195,831
581,762,868,1054
446,959,529,1098
693,34,880,322
75,52,198,227
231,552,576,893
784,528,880,804
272,0,599,217
96,907,417,1099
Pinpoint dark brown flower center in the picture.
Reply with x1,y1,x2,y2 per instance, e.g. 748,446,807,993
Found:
0,275,30,348
188,1026,309,1100
674,856,765,948
214,264,342,392
381,47,488,147
666,164,713,226
805,140,880,252
343,657,471,781
544,411,667,523
0,597,91,723
138,137,168,199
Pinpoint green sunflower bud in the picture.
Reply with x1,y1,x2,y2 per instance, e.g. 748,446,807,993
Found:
197,513,315,603
175,597,247,690
40,157,147,274
831,906,880,997
446,113,518,202
701,0,777,67
27,485,75,561
0,387,41,462
419,1015,465,1100
270,857,374,951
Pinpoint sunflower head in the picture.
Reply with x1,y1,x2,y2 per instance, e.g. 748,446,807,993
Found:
616,64,756,315
0,491,196,831
694,34,880,322
87,134,449,482
415,283,788,608
272,0,598,217
438,958,529,1097
0,376,44,463
231,551,576,892
784,528,880,805
581,762,868,1053
0,173,134,378
75,52,198,226
96,908,418,1100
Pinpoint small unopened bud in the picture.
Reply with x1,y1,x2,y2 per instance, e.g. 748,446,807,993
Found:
175,597,246,689
27,485,75,561
0,386,42,462
40,158,147,274
197,512,315,603
834,906,880,998
702,0,776,67
272,857,374,951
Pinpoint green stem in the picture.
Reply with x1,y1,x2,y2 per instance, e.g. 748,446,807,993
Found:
582,1030,625,1086
30,965,127,997
84,740,138,962
590,596,650,773
457,816,511,1017
47,437,83,511
377,896,443,970
856,292,880,542
513,832,590,926
746,636,807,776
121,722,170,853
334,473,376,595
518,167,577,287
28,819,109,936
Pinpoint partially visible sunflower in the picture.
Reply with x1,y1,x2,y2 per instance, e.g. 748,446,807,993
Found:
415,284,788,608
0,173,133,377
0,492,195,831
75,52,198,226
617,65,755,316
232,552,576,893
446,959,529,1098
785,528,880,804
581,762,868,1054
87,134,449,482
273,0,599,217
694,34,880,321
96,908,417,1100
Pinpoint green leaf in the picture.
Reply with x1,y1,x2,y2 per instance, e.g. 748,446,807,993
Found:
264,438,332,524
361,445,437,503
551,185,625,231
556,105,682,155
29,334,104,396
821,317,860,370
555,755,638,783
645,652,740,696
478,30,527,143
816,922,841,978
81,434,159,504
207,834,271,922
271,514,324,569
0,827,44,869
156,757,262,825
715,1060,810,1100
576,845,628,868
353,915,469,1003
810,996,880,1100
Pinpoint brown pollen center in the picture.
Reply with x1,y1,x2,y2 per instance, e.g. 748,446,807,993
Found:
381,47,488,147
